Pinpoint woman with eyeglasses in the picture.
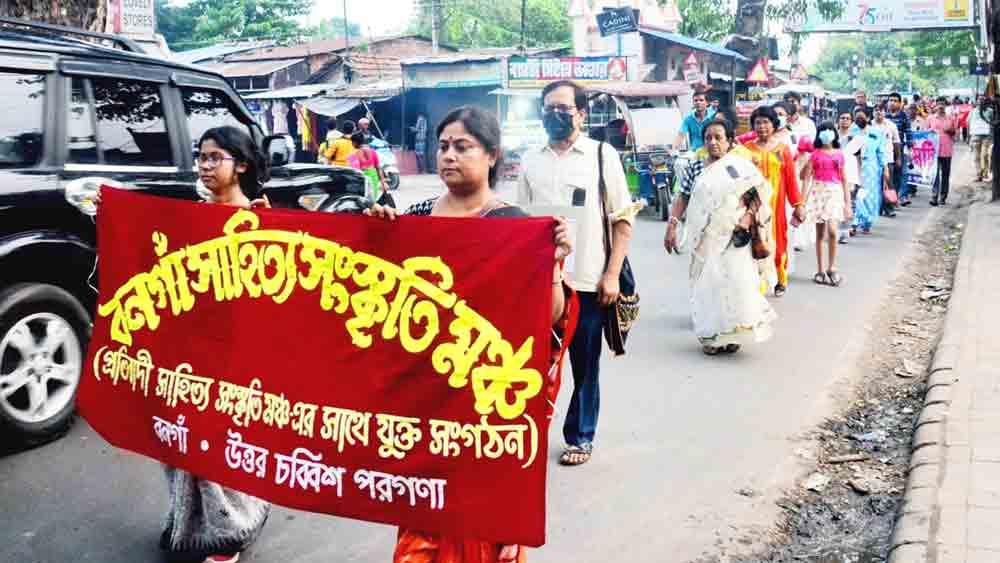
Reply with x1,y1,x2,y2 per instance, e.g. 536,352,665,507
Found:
161,126,270,563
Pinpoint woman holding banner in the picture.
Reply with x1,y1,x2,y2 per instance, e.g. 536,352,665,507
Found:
160,126,272,563
367,105,577,562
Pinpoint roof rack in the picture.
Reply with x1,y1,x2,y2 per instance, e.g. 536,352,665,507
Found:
0,17,144,54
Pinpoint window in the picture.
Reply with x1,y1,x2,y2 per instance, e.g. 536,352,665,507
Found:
251,76,270,90
89,77,173,166
180,87,252,154
68,77,98,164
0,71,44,167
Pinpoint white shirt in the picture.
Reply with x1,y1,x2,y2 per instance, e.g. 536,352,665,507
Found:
518,135,633,292
872,119,900,164
789,115,817,145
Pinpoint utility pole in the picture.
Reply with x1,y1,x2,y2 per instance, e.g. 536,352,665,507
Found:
520,0,527,50
343,0,350,52
431,0,440,54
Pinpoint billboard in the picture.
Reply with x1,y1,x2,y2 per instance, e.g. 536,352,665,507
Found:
506,56,627,88
786,0,975,33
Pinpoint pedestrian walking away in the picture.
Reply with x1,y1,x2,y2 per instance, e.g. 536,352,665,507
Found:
741,105,806,297
366,105,578,563
347,131,388,202
323,121,357,167
517,79,635,467
664,119,777,355
849,109,888,235
162,126,274,563
802,122,853,286
929,97,957,206
410,112,429,174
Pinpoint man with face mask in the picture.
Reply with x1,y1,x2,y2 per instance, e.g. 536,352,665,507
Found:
518,79,634,467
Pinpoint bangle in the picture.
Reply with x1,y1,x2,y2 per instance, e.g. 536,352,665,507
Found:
668,216,680,226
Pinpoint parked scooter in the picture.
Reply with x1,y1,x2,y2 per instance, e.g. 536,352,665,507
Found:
370,137,400,191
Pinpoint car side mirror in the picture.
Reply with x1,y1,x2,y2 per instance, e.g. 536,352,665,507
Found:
264,134,294,166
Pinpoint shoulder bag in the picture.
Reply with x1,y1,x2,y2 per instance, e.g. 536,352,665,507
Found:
597,142,639,356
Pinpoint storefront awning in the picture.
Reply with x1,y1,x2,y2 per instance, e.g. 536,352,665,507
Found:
334,79,402,99
296,97,360,118
489,88,542,98
244,84,335,100
639,28,750,62
586,81,691,98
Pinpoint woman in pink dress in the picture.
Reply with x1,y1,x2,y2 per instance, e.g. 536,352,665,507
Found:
802,121,852,286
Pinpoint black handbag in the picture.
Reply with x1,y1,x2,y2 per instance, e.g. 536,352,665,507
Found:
597,142,639,356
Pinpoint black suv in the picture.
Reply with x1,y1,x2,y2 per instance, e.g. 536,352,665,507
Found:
0,19,367,445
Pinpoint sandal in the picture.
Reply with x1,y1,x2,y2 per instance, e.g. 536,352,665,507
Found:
559,444,592,466
703,345,723,356
826,270,843,287
813,272,828,285
774,284,786,297
724,344,741,354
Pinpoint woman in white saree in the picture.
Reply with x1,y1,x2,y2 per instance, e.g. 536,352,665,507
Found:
665,119,778,355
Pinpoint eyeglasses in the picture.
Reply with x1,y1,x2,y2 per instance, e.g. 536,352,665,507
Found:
543,104,576,115
197,153,235,167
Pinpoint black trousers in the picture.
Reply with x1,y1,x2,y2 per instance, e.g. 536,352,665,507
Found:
933,157,952,202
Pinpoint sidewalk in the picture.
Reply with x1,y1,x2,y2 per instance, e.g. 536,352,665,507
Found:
890,191,1000,562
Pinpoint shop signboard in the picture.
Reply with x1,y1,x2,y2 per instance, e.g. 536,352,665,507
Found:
105,0,157,39
786,0,975,33
403,61,503,89
506,56,627,88
596,7,638,37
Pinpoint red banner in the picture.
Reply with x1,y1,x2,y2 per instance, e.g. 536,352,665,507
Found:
79,188,556,546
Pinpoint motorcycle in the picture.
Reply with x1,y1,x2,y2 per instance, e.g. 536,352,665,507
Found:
370,137,400,191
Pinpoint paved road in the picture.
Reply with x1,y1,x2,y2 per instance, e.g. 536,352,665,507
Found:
0,158,961,563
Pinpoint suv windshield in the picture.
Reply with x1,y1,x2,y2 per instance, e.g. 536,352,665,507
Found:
0,71,44,167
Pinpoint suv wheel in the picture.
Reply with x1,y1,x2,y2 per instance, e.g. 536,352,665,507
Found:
0,284,90,445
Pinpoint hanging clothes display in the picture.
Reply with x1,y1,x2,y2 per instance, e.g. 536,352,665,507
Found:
271,101,289,135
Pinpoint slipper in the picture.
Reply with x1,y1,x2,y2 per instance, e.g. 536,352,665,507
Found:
559,444,592,466
703,345,723,356
813,272,828,285
774,284,786,297
724,344,741,354
827,270,843,287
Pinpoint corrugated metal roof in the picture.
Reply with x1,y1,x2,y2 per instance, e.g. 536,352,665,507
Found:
173,41,274,64
586,81,691,98
639,28,749,62
332,79,402,99
202,58,303,77
402,47,564,66
227,34,430,61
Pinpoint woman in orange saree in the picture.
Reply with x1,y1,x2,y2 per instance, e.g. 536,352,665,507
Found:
367,105,579,563
742,105,806,297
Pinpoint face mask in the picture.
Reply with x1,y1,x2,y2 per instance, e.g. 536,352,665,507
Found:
818,130,836,146
778,116,787,129
543,111,575,141
855,117,867,128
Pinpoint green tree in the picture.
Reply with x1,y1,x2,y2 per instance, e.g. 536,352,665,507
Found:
812,31,977,95
0,0,107,30
309,17,362,40
157,0,312,52
409,0,571,48
676,0,732,42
